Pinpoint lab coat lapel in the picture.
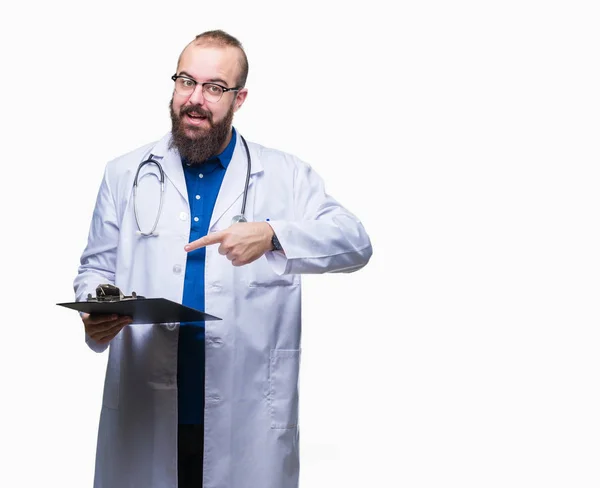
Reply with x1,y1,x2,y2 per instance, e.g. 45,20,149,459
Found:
210,133,262,230
148,133,188,205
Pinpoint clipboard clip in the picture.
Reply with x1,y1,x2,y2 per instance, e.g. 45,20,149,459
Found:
86,284,145,302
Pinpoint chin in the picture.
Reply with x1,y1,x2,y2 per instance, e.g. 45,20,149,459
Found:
182,124,207,138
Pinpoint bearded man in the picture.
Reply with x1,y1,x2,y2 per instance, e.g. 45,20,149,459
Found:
74,29,372,488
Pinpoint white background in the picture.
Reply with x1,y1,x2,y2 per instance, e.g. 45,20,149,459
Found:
0,1,599,487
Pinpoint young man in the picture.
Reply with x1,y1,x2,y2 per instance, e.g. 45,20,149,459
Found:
75,30,372,488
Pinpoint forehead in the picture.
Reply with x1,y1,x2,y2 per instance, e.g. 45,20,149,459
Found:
177,44,242,85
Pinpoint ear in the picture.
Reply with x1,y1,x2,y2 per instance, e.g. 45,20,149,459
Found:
233,88,248,113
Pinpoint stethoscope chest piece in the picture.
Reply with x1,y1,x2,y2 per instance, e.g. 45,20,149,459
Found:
231,215,248,224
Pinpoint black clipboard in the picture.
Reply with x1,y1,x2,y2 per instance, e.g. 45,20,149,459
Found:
57,284,221,324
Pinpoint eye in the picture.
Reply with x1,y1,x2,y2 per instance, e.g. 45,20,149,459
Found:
205,84,224,95
181,78,195,88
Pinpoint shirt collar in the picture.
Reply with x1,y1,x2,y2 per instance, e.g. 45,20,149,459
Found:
213,126,237,169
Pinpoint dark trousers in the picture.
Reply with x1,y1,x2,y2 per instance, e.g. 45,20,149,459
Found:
178,424,204,488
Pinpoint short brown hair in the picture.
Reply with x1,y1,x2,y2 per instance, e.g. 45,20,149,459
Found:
187,30,249,88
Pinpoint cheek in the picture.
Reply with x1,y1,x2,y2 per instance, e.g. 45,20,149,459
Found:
209,107,226,123
172,95,187,115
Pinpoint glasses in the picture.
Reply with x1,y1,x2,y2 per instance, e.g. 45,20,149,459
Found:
171,74,242,103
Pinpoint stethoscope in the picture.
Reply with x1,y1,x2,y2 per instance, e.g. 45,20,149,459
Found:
133,135,252,237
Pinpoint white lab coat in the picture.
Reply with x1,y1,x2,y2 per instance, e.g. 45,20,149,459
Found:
74,130,372,488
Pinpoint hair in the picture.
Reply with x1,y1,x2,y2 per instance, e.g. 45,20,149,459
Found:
178,30,249,88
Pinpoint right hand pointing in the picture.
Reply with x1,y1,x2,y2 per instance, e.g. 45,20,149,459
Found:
82,313,132,344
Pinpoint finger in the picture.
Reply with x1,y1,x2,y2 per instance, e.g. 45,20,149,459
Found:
86,314,119,326
87,316,127,330
90,318,130,342
218,243,228,256
91,328,117,343
185,231,225,252
87,317,131,336
86,320,118,335
95,324,126,344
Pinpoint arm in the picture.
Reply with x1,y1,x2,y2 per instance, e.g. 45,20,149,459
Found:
266,160,372,275
184,157,373,272
73,165,120,353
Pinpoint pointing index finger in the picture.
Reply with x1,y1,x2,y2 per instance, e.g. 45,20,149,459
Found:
185,231,225,252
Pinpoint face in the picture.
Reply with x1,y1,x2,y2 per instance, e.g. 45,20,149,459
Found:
169,43,248,164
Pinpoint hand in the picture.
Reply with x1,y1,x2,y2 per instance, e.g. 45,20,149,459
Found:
184,222,274,266
82,313,132,345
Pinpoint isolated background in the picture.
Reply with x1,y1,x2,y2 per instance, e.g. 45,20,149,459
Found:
0,1,599,487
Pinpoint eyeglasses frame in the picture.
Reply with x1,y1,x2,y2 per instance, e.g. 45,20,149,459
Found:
171,74,243,101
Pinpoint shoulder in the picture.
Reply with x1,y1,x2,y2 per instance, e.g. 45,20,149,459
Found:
98,134,168,197
245,139,311,175
105,139,162,176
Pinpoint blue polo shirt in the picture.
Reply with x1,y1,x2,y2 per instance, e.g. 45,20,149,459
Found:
178,127,237,425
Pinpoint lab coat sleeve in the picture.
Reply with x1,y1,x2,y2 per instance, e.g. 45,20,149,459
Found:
73,164,120,353
265,159,372,275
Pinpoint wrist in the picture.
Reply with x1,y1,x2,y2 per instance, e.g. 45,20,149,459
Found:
265,222,275,250
265,223,282,251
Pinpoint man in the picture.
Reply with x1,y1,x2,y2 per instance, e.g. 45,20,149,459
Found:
74,30,372,488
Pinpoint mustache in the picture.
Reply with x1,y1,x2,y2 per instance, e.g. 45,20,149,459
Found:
180,105,213,122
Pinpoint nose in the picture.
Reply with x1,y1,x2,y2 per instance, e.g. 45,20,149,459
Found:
186,84,206,106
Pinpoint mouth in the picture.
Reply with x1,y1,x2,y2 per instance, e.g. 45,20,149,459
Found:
183,111,210,126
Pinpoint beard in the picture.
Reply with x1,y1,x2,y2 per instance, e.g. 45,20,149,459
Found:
169,97,235,165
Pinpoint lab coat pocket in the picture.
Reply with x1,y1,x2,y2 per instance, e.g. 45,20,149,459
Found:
102,346,121,410
268,349,300,429
247,258,298,287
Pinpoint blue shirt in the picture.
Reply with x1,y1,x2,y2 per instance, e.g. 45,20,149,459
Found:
178,127,237,425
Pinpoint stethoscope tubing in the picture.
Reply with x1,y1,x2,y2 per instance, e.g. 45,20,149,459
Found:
239,135,251,220
133,155,165,237
133,134,251,236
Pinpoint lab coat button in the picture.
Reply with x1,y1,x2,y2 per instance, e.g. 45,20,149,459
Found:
173,264,182,274
179,212,188,221
207,393,221,405
209,337,223,347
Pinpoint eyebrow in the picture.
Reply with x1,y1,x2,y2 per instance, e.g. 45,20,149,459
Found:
178,71,230,87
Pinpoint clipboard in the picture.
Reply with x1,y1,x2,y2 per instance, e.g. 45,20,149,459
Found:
57,284,221,324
